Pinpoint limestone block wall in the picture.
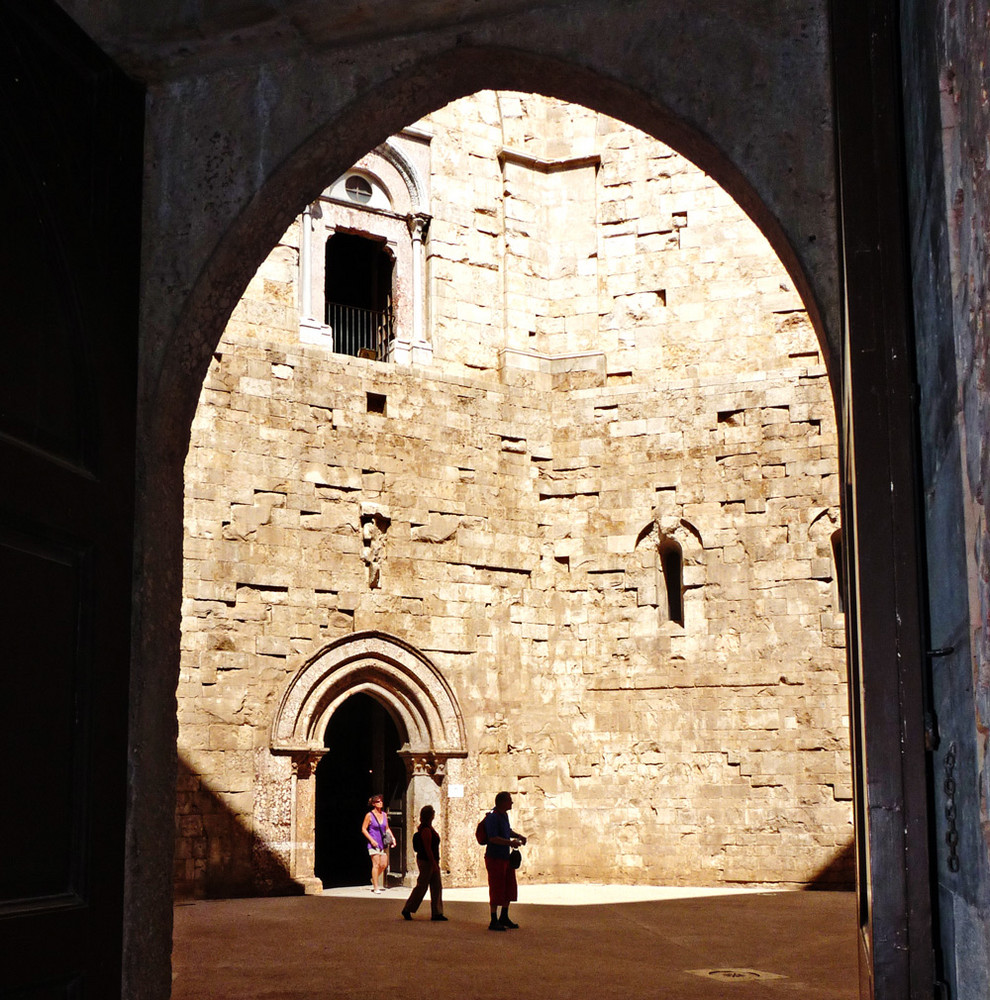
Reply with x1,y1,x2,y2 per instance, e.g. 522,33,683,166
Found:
176,92,850,898
424,93,814,374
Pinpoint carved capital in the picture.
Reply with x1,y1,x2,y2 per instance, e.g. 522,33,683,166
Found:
290,749,326,779
406,212,431,241
401,752,446,780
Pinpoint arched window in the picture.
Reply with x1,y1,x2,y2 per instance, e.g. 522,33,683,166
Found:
325,233,394,359
299,147,432,364
329,170,393,211
658,536,684,626
344,174,373,204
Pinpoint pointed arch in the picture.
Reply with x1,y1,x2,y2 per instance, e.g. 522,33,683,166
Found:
271,631,467,761
378,138,428,213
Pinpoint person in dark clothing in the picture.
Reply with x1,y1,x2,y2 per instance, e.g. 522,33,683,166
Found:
483,791,527,930
401,805,446,921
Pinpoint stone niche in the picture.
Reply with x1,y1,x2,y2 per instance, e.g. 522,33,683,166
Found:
176,91,851,899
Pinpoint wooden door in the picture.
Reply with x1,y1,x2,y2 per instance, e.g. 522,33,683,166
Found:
831,2,939,996
0,1,143,994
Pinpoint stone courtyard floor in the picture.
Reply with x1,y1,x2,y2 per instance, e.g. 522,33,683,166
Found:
172,884,858,1000
171,884,858,999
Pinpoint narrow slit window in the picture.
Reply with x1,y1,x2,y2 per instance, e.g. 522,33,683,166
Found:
831,529,845,613
659,537,684,626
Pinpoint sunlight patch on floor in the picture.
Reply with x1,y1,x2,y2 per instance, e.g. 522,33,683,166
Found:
320,882,788,905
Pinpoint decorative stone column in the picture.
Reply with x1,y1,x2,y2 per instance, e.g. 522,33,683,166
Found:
300,202,313,321
299,201,331,345
406,212,433,365
289,748,327,894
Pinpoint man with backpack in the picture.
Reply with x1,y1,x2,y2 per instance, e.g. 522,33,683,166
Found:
478,791,527,931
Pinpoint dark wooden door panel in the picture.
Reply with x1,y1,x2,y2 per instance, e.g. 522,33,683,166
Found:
0,137,91,462
2,528,86,903
831,1,938,997
0,1,143,994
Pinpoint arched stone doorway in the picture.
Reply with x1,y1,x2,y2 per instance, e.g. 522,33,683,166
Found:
270,632,467,892
315,692,406,888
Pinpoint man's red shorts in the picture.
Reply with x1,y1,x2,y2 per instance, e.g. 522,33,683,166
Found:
485,855,518,907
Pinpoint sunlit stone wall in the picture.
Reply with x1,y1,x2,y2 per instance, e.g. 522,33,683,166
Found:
176,92,850,897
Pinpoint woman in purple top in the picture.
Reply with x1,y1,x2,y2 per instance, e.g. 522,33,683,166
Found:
361,794,393,893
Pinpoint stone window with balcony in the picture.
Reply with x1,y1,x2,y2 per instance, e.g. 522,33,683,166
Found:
298,137,433,365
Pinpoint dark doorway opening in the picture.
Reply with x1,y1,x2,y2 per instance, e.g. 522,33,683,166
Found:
325,232,394,359
314,692,407,888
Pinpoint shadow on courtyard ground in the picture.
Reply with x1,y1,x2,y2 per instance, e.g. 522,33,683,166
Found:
808,839,856,889
175,754,300,899
172,888,858,1000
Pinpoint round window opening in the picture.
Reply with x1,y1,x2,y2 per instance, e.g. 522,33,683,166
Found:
345,175,374,205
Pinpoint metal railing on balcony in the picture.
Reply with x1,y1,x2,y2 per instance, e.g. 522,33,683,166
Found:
326,301,393,360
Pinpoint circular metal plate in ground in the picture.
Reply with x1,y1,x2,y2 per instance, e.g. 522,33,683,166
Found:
689,969,785,982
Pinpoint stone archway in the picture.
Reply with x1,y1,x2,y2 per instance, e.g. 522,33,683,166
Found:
122,11,937,996
270,631,467,891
